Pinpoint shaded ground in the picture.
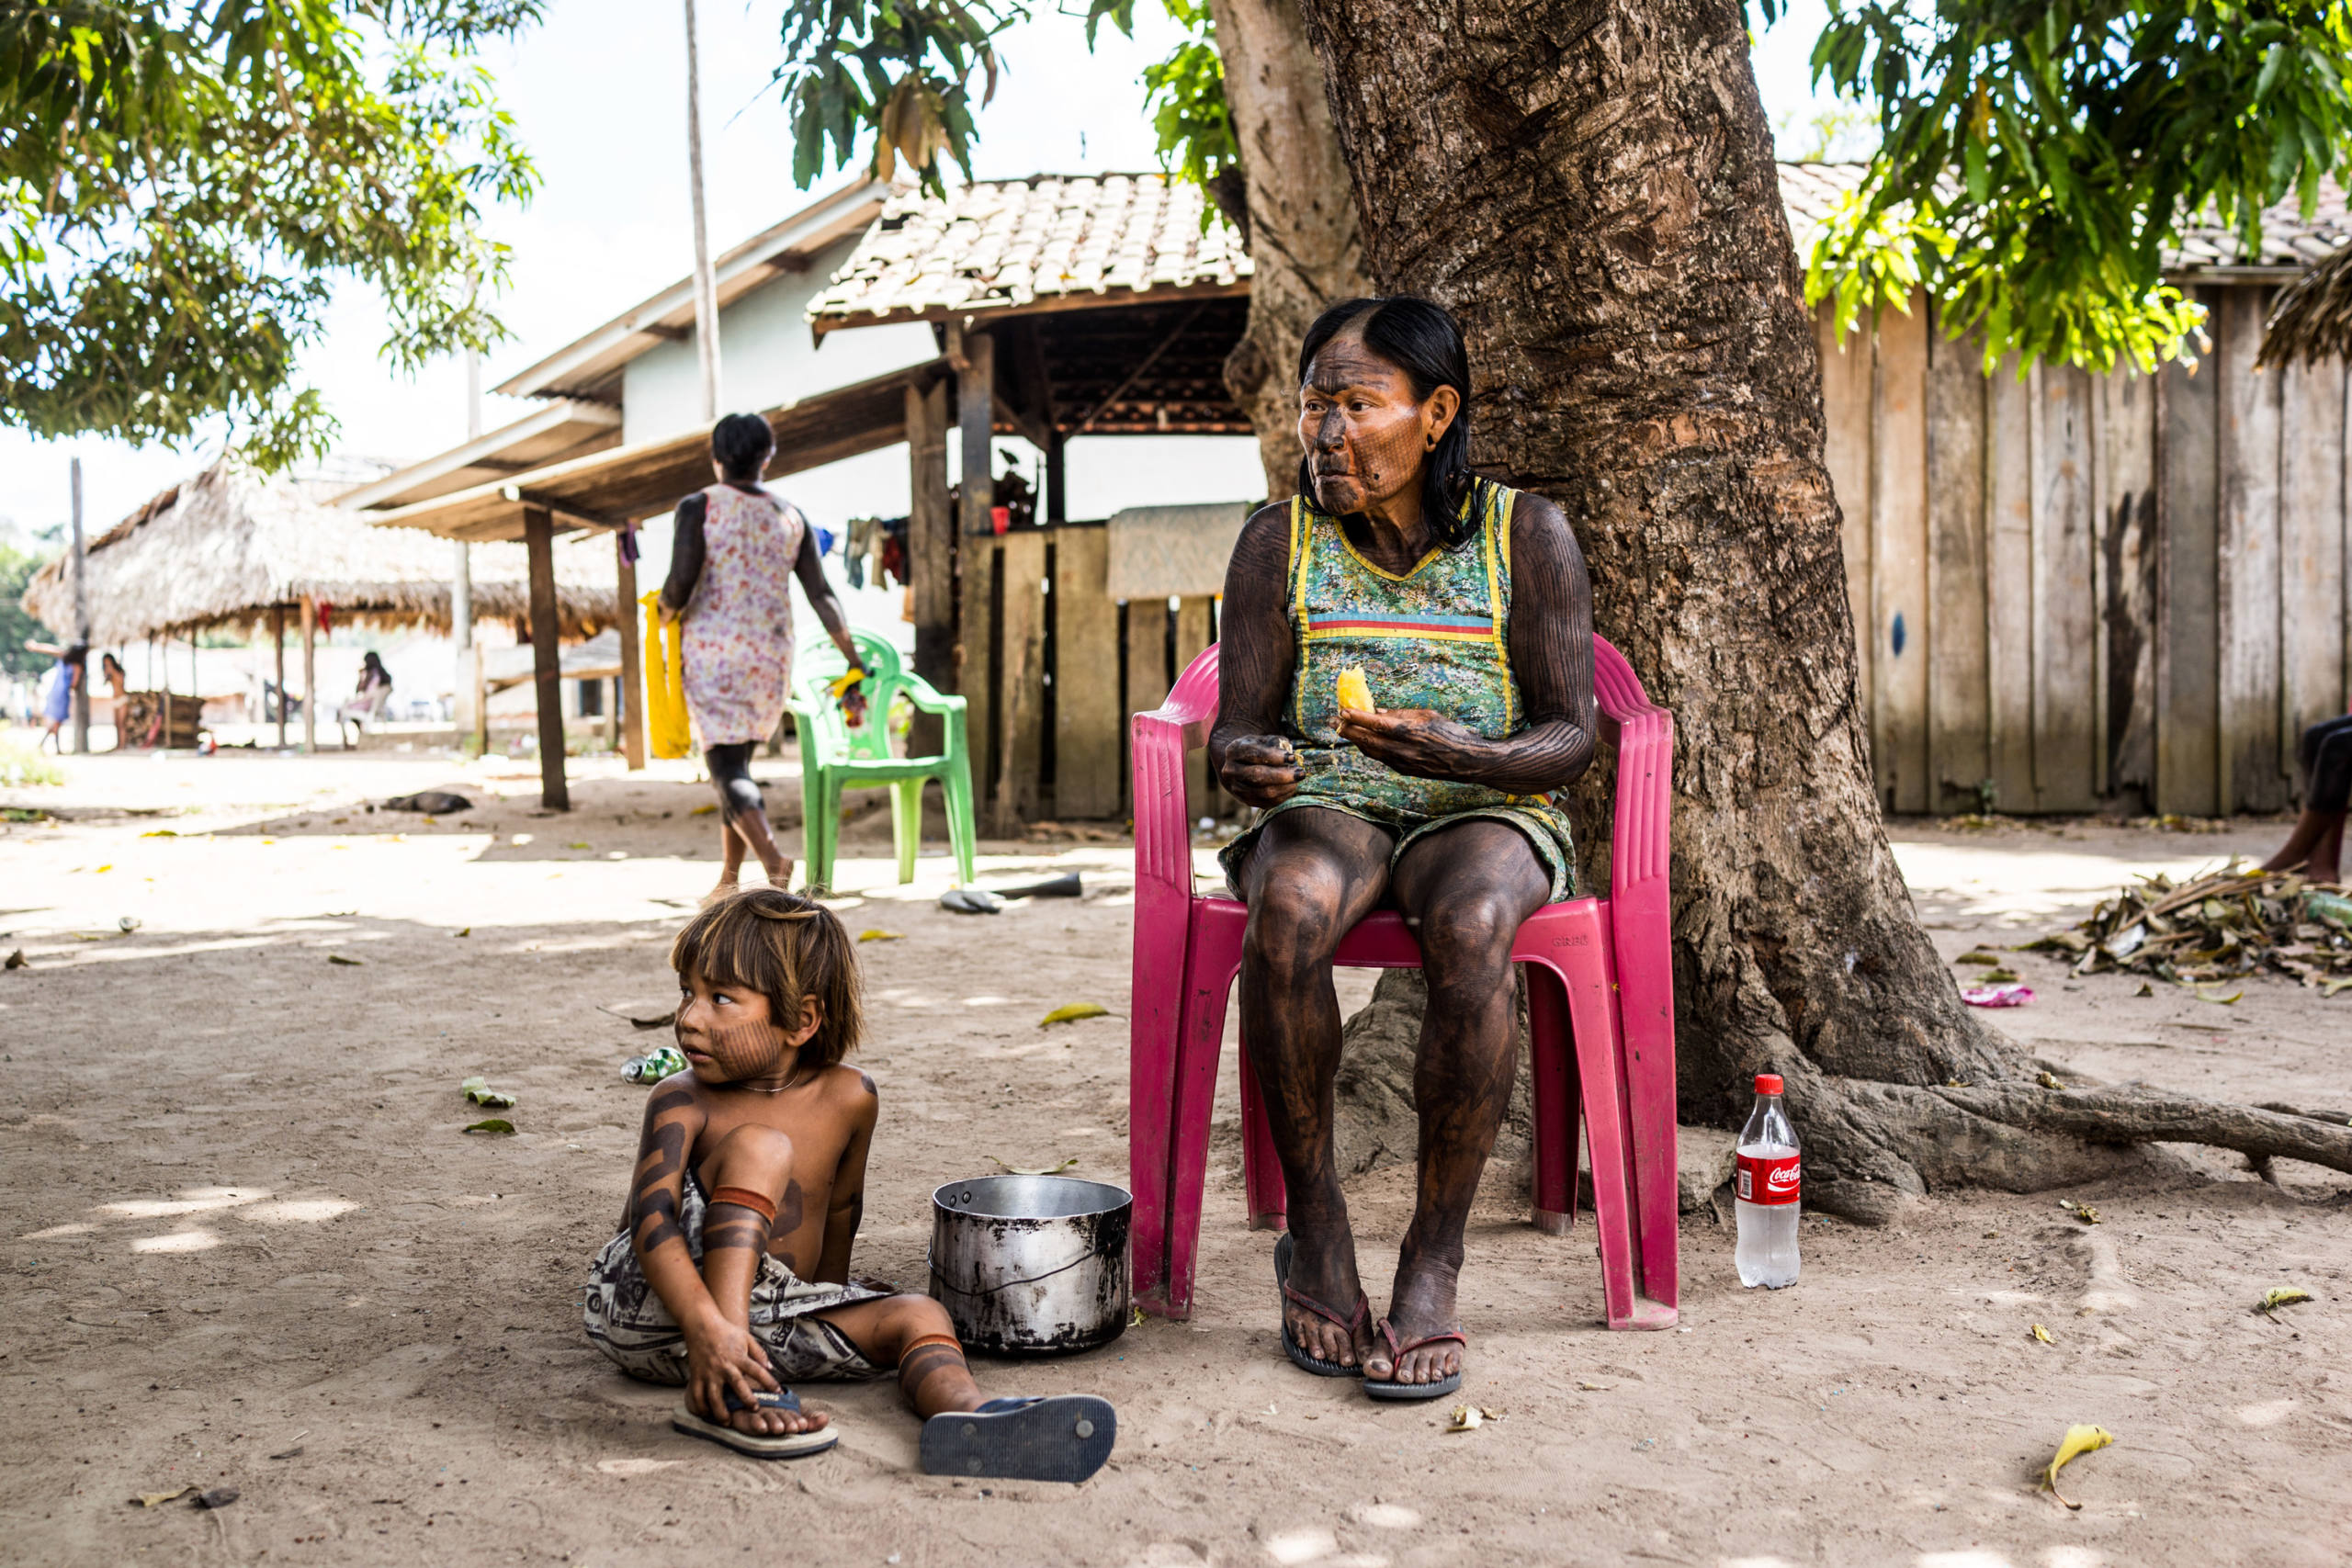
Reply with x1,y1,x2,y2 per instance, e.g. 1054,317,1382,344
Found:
1,754,2346,1567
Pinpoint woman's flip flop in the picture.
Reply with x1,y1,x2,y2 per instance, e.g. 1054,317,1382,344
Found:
920,1395,1116,1483
1363,1318,1466,1402
1274,1231,1370,1378
672,1387,839,1458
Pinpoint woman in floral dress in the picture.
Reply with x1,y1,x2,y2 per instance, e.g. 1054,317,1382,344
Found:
662,414,865,901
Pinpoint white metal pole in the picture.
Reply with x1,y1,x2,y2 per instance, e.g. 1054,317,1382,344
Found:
69,457,90,753
684,0,721,423
454,348,480,744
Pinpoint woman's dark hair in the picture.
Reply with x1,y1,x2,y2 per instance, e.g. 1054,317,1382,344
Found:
1295,295,1480,547
100,652,123,676
711,412,776,476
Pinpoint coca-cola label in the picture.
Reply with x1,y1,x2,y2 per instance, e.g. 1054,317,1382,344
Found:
1736,1152,1801,1206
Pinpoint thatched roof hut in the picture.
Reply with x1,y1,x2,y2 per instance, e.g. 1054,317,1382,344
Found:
21,456,618,645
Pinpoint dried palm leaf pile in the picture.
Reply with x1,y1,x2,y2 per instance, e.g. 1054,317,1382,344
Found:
2023,861,2352,998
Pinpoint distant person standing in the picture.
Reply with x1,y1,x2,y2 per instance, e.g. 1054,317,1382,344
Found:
26,638,85,753
337,650,393,745
97,652,128,747
662,413,865,903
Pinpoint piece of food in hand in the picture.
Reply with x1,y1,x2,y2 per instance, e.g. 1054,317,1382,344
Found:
1335,667,1375,713
827,668,865,701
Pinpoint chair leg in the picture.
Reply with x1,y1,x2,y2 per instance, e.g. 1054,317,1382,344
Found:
1238,1037,1287,1233
806,773,839,895
1525,963,1579,1236
943,758,978,886
1160,961,1240,1320
889,778,922,885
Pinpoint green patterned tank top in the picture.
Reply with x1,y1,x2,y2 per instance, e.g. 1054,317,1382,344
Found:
1283,480,1532,823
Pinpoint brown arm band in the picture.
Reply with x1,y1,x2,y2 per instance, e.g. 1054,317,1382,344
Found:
708,1186,777,1222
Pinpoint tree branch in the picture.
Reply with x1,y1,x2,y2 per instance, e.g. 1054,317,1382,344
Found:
1938,1083,2352,1178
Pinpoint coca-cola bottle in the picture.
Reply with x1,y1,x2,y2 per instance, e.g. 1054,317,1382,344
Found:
1735,1072,1800,1288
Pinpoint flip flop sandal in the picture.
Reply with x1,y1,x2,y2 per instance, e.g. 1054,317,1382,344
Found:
920,1395,1116,1483
672,1387,839,1458
1274,1231,1370,1378
1363,1319,1466,1402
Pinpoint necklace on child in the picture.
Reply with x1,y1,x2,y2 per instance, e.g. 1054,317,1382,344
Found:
740,1065,808,1095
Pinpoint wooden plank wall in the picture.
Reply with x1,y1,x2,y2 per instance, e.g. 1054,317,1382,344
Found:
956,526,1220,828
1827,285,2351,818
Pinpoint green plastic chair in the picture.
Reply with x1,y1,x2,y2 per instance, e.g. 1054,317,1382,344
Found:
788,629,977,892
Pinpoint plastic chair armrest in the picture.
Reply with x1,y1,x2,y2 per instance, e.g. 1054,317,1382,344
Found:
896,673,967,715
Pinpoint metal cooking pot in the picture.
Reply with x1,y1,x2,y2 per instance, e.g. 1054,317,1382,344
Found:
929,1175,1132,1355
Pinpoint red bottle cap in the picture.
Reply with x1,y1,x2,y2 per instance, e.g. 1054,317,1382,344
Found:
1755,1073,1784,1095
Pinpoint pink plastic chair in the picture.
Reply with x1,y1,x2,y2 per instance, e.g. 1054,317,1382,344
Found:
1127,637,1679,1331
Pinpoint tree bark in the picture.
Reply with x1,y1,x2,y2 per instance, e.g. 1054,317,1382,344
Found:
1275,0,2352,1219
1207,0,1371,498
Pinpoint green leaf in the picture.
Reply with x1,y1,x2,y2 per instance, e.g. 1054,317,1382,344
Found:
462,1117,515,1134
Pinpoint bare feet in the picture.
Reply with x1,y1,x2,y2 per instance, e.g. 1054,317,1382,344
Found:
2262,807,2339,873
1280,1226,1377,1371
1363,1252,1464,1386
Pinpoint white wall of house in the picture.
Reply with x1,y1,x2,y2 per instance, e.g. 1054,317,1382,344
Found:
619,235,940,446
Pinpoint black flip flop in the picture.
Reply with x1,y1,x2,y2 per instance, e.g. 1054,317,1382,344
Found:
1363,1318,1465,1402
920,1395,1115,1483
1275,1231,1370,1378
672,1387,839,1458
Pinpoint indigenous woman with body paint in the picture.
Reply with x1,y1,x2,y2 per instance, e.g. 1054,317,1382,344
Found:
1210,297,1598,1400
662,413,865,902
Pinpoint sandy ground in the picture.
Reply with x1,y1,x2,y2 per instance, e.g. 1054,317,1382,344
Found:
1,750,2347,1568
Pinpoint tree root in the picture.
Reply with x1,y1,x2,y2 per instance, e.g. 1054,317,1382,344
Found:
1935,1082,2352,1177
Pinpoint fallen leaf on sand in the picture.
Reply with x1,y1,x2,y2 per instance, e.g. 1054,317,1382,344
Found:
857,930,904,943
2256,1287,2314,1316
691,804,718,817
2030,1324,2053,1344
1577,1381,1613,1392
2041,1423,2113,1509
1129,1304,1148,1327
2059,1199,2101,1224
2037,1071,2065,1089
132,1486,197,1507
1446,1405,1503,1433
195,1486,239,1509
326,953,363,966
1038,1002,1111,1027
268,1437,306,1459
3,950,23,970
2133,981,2154,998
568,841,591,850
989,1154,1079,1176
460,1077,517,1110
140,829,176,838
454,927,470,938
2192,985,2244,1005
463,1118,515,1134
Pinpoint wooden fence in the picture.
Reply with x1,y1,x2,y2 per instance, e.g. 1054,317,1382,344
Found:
1824,288,2352,818
953,522,1225,832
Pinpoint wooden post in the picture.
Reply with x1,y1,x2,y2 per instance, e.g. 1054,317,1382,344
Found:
68,457,90,754
2215,287,2284,815
472,644,490,756
1174,597,1216,818
2155,290,2223,816
1046,432,1068,525
299,594,317,754
1050,527,1122,818
991,531,1047,832
908,378,954,805
616,529,647,769
271,605,287,747
523,506,571,810
958,328,997,537
1924,323,1989,815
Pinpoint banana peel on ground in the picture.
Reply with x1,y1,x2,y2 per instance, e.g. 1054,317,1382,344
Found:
2041,1424,2113,1508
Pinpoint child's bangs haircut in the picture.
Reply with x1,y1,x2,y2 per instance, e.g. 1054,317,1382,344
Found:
670,887,863,1066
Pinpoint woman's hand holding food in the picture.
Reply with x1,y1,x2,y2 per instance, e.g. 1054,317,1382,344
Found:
1219,734,1305,807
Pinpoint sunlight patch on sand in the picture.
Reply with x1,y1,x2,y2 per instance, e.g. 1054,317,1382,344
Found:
101,1187,269,1218
21,1223,95,1240
243,1199,358,1224
131,1227,220,1253
2234,1398,2296,1427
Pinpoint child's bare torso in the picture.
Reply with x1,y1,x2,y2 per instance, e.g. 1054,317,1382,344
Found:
623,1063,876,1280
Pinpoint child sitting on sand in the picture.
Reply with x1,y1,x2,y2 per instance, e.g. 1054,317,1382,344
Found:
582,886,1114,1479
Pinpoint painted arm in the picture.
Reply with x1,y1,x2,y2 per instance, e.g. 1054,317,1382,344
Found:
627,1079,779,1406
659,494,707,618
789,512,860,668
1336,491,1597,794
1207,502,1306,807
813,1073,878,1285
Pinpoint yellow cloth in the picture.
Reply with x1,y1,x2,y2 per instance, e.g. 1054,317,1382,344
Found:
640,591,692,760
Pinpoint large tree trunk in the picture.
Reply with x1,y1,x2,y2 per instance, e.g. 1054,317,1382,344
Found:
1285,0,2352,1219
1207,0,1371,497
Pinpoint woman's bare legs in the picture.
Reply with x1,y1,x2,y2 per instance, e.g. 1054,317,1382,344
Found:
1362,820,1552,1387
705,742,793,901
1238,807,1395,1371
